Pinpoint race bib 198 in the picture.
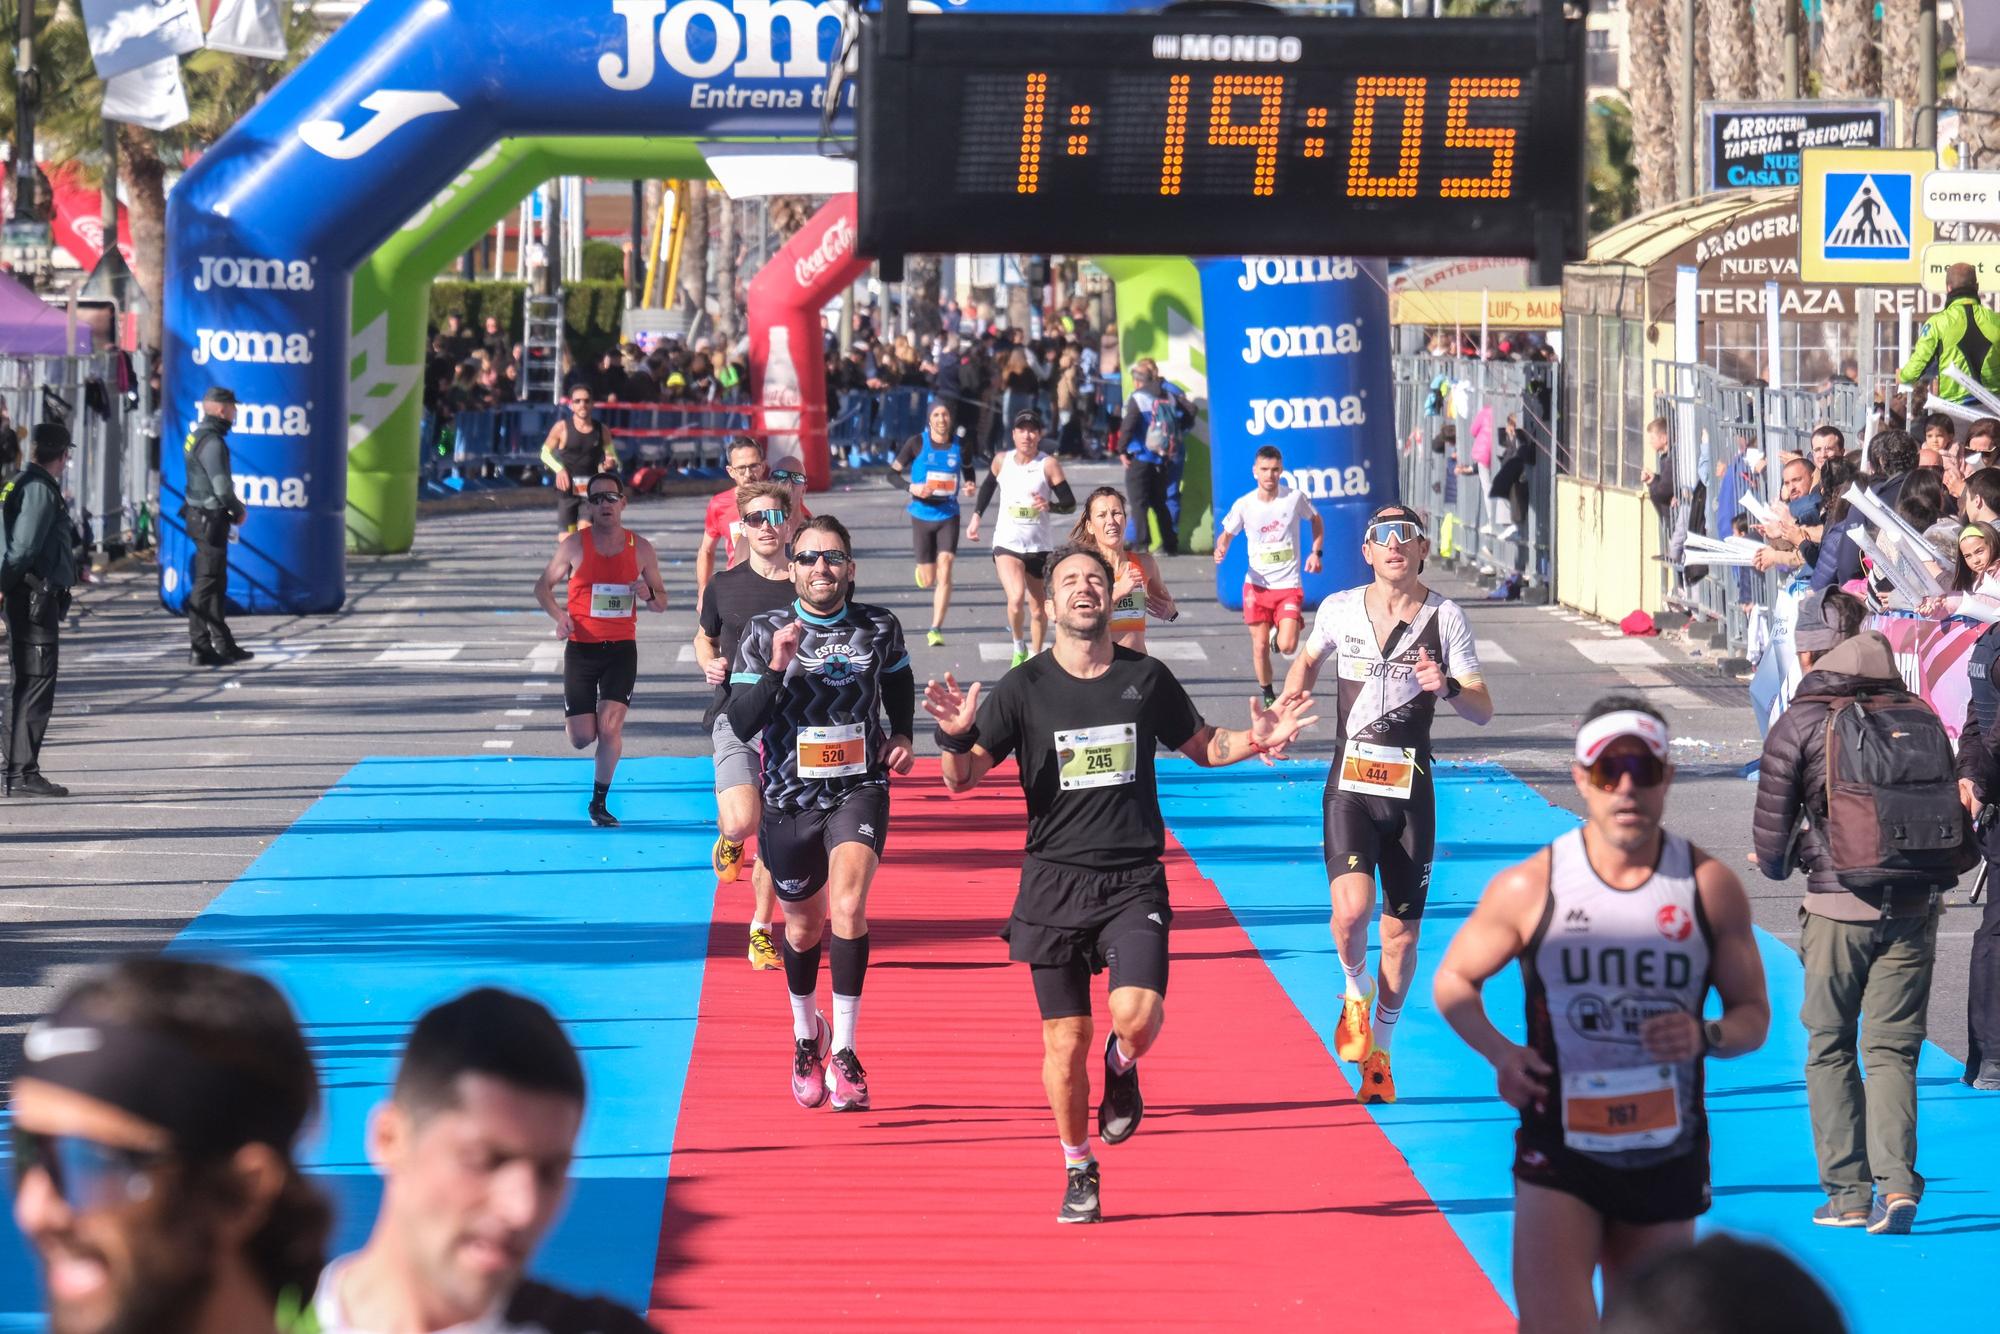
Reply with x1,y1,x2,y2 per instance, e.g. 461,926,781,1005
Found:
590,582,635,618
1562,1064,1682,1154
1337,739,1417,799
797,722,867,779
1252,543,1295,567
1056,723,1137,790
1006,501,1041,521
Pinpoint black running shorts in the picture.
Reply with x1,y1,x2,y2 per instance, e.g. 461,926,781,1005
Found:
993,546,1051,581
759,783,890,903
1322,770,1436,921
556,491,584,532
1513,1127,1712,1225
563,639,638,717
913,515,961,564
1003,857,1172,1020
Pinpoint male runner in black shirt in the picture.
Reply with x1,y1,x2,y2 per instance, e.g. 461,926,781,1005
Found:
729,516,916,1112
695,480,797,971
924,545,1315,1223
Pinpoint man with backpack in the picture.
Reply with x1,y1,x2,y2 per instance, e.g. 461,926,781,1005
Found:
1118,360,1195,557
1752,588,1974,1235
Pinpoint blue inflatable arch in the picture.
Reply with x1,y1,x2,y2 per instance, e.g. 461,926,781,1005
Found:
161,0,1154,614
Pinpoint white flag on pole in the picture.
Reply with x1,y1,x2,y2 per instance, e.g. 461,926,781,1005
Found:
205,0,285,60
101,54,191,132
81,0,204,82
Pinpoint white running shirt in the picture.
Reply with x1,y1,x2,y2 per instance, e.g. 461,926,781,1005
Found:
992,450,1054,553
1222,486,1318,589
1304,585,1480,753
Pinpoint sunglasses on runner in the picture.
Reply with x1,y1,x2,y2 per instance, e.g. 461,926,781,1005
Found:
1364,520,1425,546
587,491,622,505
10,1127,170,1212
771,469,807,486
1585,749,1667,792
741,508,788,529
793,549,851,568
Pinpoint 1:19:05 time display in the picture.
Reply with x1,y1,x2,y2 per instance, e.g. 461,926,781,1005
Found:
953,69,1533,206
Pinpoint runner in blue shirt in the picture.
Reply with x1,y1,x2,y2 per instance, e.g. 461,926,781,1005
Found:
891,401,975,647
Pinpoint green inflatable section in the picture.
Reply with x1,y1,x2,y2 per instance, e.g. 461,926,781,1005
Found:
346,136,719,554
1096,256,1211,553
343,139,1208,557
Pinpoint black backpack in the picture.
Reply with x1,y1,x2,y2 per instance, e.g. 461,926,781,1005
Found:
1813,687,1978,891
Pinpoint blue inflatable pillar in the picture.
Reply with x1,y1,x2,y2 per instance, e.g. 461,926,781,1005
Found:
1195,257,1396,612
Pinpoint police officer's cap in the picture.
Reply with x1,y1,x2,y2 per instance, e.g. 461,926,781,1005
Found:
30,422,70,452
203,386,237,407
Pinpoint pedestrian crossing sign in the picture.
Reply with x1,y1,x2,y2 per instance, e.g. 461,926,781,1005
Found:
1800,147,1936,282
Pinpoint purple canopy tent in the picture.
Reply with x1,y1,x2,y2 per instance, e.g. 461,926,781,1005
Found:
0,270,90,355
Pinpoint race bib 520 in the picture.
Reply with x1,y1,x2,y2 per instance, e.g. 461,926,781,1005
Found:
797,723,867,779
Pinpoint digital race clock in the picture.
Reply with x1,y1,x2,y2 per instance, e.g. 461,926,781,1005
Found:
857,3,1586,282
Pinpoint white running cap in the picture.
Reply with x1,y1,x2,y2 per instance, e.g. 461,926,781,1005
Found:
1575,710,1670,764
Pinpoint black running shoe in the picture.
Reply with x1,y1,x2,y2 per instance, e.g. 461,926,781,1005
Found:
589,800,619,828
1058,1160,1101,1224
1098,1034,1143,1144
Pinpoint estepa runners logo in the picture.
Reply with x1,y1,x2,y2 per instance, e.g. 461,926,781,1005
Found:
797,640,872,683
1657,904,1694,942
793,215,855,289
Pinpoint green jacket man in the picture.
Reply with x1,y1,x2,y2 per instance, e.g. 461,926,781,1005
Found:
1899,263,2000,405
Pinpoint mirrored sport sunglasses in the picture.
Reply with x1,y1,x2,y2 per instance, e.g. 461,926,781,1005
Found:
741,508,789,529
1364,520,1425,546
793,548,852,568
770,469,807,486
1585,749,1667,792
587,490,624,505
10,1126,170,1212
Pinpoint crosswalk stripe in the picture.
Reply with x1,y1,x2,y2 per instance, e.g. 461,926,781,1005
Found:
482,739,514,750
1568,638,1665,666
373,642,463,665
1474,639,1515,665
977,641,1209,663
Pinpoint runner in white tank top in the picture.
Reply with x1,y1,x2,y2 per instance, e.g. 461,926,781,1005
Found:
1433,697,1770,1334
969,410,1074,666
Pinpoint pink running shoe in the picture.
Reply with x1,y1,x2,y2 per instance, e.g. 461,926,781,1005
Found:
791,1012,830,1109
826,1048,870,1112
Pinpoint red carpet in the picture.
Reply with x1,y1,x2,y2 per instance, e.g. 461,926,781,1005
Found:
650,760,1511,1330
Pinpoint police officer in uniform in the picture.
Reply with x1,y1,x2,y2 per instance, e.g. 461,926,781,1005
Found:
1,423,81,797
183,386,251,667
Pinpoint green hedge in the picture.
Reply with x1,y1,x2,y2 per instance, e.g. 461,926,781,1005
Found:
428,279,629,369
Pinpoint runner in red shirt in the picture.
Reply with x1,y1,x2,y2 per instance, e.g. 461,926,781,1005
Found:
698,437,770,598
534,473,667,826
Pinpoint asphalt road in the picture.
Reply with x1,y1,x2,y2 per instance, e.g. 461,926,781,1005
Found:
1,461,1985,1091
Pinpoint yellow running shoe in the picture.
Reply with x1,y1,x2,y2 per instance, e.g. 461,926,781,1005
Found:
1358,1047,1397,1104
712,834,745,883
747,928,782,971
1334,987,1374,1063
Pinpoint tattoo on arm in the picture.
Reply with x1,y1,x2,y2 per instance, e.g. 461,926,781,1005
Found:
1215,731,1231,761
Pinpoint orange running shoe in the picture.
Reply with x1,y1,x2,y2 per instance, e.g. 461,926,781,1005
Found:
712,834,745,883
1358,1048,1397,1104
1334,986,1374,1063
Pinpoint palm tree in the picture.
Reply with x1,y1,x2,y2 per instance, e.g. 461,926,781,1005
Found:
1957,17,2000,169
1588,97,1639,232
1752,0,1803,100
678,179,708,321
1627,0,1677,210
1817,0,1881,98
1665,0,1714,194
766,196,815,244
1879,0,1922,145
7,0,318,346
1705,0,1757,101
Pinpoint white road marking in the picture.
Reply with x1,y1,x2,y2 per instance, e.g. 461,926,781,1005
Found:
483,739,514,750
677,644,698,663
977,640,1208,662
494,724,525,732
1569,638,1666,666
505,709,534,717
373,642,464,665
524,641,564,672
1474,639,1515,665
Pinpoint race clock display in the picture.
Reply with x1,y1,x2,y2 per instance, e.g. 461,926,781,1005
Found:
858,5,1586,282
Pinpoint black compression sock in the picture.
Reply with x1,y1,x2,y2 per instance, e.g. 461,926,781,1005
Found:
782,936,824,997
830,932,871,998
592,782,610,804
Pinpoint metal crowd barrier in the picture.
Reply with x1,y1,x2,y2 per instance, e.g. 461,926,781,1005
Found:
1393,354,1559,599
0,349,156,563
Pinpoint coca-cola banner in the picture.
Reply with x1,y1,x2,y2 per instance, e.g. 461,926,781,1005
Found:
747,195,869,492
1867,613,1989,739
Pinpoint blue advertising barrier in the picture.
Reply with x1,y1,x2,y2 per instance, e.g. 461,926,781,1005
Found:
1195,256,1396,611
159,0,1156,613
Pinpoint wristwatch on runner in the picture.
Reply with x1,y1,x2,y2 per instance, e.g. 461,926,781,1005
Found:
1702,1019,1725,1056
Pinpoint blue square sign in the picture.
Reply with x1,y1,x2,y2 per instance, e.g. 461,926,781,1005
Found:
1823,171,1914,261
